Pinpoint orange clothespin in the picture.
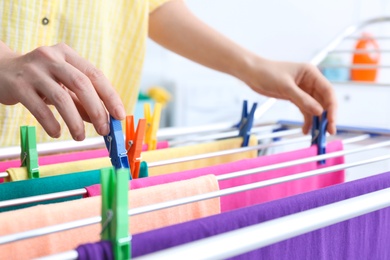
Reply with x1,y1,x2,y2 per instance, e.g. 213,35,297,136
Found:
126,115,146,179
144,103,162,151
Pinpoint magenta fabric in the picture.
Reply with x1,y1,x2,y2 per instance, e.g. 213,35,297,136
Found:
86,141,344,212
0,141,169,183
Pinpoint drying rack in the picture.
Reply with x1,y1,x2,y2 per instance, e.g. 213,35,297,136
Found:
0,17,390,260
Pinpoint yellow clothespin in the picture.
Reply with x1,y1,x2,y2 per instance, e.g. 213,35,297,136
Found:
144,102,162,151
147,86,171,107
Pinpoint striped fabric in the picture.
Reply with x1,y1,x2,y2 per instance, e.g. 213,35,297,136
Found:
0,0,171,147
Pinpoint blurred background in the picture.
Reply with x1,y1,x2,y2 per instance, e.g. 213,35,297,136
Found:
138,0,390,129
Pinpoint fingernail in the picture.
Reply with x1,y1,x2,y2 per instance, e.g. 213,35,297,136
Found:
115,105,126,120
98,123,109,135
75,133,85,141
53,132,61,139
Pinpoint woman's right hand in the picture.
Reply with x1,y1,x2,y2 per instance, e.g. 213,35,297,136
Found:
0,42,126,141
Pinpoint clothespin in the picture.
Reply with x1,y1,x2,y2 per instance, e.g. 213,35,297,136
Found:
20,126,39,179
101,167,130,260
144,103,162,151
311,111,328,165
126,115,146,179
235,100,258,147
104,116,130,172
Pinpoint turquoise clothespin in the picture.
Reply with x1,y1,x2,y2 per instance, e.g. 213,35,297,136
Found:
20,126,39,179
101,167,130,260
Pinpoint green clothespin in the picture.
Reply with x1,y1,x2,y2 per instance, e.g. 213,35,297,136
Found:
101,167,130,260
20,126,39,179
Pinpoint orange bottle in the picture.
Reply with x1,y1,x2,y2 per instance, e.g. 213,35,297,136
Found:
351,33,380,82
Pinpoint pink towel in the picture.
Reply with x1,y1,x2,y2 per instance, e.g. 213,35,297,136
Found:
86,141,345,212
0,141,168,183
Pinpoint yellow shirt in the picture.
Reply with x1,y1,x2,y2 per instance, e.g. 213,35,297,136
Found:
0,0,170,147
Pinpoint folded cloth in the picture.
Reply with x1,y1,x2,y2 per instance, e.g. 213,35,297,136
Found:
0,175,220,259
0,170,101,212
132,171,390,259
1,141,169,183
142,136,258,176
86,141,344,212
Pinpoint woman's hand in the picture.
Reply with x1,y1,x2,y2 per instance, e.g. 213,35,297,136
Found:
242,57,337,135
0,42,126,141
149,0,337,135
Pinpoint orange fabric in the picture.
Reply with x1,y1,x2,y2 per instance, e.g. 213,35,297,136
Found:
0,175,220,259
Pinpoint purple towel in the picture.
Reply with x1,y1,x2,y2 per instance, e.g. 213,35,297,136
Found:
76,241,113,260
132,171,390,259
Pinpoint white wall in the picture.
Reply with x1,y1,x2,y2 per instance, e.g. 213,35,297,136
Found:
140,0,390,127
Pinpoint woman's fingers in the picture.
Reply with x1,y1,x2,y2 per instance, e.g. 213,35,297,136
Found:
36,77,86,141
17,87,62,139
8,43,127,140
55,43,126,120
51,61,109,136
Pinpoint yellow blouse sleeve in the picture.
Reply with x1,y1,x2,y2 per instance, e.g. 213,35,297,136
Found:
149,0,173,13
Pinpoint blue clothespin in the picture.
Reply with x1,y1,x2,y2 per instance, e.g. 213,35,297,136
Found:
104,116,130,173
101,167,130,260
20,126,39,179
311,111,328,165
235,100,258,147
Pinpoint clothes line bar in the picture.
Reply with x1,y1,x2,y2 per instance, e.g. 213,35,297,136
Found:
217,134,378,181
148,135,311,168
0,131,309,178
136,187,390,259
168,124,292,147
149,132,370,168
36,250,78,260
0,134,373,209
0,189,87,208
0,136,104,161
0,124,281,162
2,151,390,245
0,216,102,245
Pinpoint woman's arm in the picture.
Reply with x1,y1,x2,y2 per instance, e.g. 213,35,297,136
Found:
149,0,337,134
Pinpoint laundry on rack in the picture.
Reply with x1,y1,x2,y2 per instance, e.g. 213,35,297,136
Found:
0,149,108,173
0,174,219,260
0,141,169,183
4,157,111,182
2,136,254,182
86,140,344,212
0,169,101,212
142,136,258,176
131,170,390,259
0,141,168,173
